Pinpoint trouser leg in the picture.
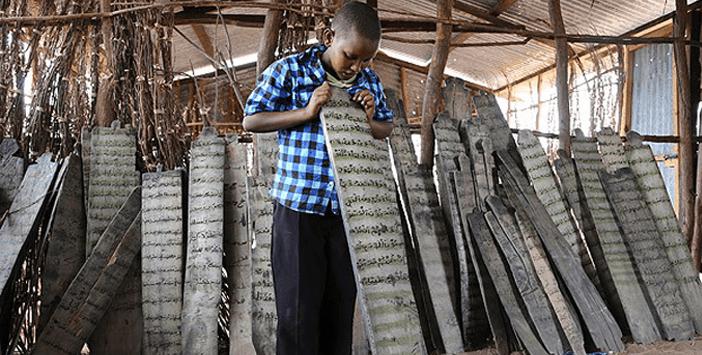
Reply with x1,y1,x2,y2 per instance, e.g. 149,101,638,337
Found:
318,213,357,355
271,204,326,355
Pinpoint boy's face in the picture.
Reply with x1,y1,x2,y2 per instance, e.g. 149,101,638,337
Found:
322,29,379,81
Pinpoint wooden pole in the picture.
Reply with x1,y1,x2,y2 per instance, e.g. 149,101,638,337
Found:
675,0,696,246
548,0,570,155
419,0,454,166
94,0,114,127
690,9,702,271
257,0,283,76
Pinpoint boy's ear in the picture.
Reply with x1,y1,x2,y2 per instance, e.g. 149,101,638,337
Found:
322,28,334,46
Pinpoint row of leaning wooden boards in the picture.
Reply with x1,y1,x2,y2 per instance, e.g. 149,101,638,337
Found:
0,87,427,355
1,84,700,355
398,85,702,355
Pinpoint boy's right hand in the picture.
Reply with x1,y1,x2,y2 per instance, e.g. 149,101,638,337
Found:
304,82,331,120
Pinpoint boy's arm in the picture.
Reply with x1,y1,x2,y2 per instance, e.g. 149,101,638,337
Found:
242,61,332,132
243,108,315,133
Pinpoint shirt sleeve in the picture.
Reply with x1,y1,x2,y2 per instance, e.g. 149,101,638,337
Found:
364,70,394,122
244,60,291,116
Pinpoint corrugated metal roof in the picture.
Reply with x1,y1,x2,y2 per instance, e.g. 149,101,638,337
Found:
172,0,692,89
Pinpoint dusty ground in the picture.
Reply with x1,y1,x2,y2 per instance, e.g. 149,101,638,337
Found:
455,337,702,354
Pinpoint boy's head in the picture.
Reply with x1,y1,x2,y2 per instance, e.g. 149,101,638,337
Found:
321,1,381,80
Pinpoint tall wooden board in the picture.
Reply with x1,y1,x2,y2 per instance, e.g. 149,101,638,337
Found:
320,88,425,354
466,212,548,355
455,174,512,355
571,131,660,344
0,153,57,299
86,122,142,354
141,170,184,355
249,176,277,355
434,114,485,345
600,168,694,340
512,209,585,355
516,130,599,286
485,197,564,355
32,188,141,355
39,154,85,330
182,127,225,355
625,131,702,333
224,138,256,355
497,151,625,351
389,118,463,352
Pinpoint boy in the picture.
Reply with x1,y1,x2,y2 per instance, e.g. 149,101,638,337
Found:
242,2,393,354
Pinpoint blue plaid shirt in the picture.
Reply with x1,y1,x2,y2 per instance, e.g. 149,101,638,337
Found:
244,44,393,216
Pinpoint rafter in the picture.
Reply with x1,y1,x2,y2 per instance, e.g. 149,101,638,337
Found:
450,0,524,30
448,0,520,53
191,24,215,57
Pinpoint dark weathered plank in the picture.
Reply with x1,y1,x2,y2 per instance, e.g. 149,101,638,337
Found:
497,150,625,351
466,212,548,355
455,174,511,355
443,77,471,121
471,94,516,153
254,132,278,178
182,126,225,355
571,131,662,344
389,104,457,319
434,114,486,347
321,88,425,354
485,197,564,355
224,137,256,355
39,154,86,331
512,208,585,355
600,168,694,340
461,119,495,211
0,139,24,216
0,153,58,297
249,176,277,355
141,170,184,355
32,188,141,355
625,131,702,334
85,122,142,354
81,126,90,209
516,129,599,286
390,119,463,352
0,139,19,159
450,167,493,348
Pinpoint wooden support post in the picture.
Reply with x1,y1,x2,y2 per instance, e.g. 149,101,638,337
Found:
674,0,696,246
535,74,542,131
420,0,454,166
257,0,283,76
619,45,634,136
400,67,412,118
94,0,114,127
549,0,570,155
691,9,702,271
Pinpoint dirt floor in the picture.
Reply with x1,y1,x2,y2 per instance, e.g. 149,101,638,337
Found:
456,337,702,354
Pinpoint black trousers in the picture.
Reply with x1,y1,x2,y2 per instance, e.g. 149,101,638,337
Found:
271,203,357,355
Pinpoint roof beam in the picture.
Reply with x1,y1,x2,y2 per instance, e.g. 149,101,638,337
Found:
450,0,524,30
191,24,215,57
448,0,521,53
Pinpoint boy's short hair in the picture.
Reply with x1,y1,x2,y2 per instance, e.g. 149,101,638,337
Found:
332,1,381,42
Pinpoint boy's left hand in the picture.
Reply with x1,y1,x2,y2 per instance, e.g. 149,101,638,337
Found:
353,90,375,120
